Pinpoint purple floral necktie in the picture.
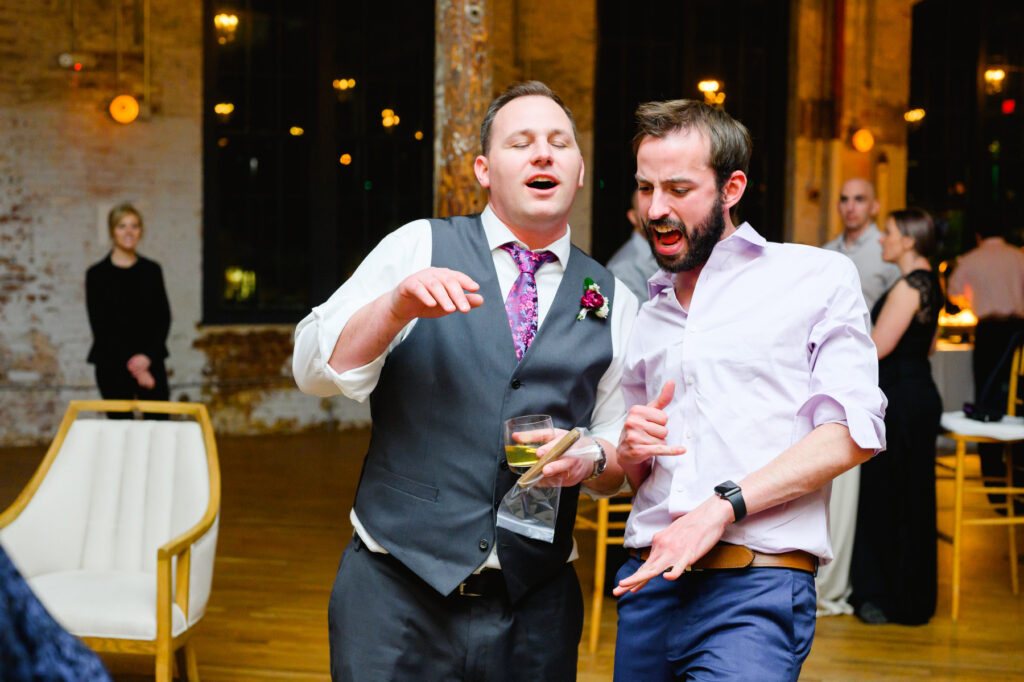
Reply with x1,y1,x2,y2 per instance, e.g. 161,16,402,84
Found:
501,242,558,361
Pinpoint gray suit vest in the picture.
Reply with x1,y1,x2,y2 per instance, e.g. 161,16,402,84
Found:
352,214,615,602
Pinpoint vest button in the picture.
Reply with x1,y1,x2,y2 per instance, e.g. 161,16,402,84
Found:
499,459,509,470
478,539,490,551
510,379,522,389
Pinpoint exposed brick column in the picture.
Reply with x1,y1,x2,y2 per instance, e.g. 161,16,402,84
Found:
434,0,491,217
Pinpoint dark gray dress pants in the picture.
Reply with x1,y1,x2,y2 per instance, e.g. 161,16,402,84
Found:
327,535,583,682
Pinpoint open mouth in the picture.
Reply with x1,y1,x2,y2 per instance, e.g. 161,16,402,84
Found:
526,176,558,190
650,221,684,248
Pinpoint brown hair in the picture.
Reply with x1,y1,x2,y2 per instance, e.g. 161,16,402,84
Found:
479,81,578,155
107,202,144,238
632,99,751,190
889,208,937,257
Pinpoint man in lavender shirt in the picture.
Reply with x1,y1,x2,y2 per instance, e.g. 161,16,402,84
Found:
611,100,887,681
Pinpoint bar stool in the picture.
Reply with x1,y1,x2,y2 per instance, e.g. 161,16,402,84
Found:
576,495,632,652
939,343,1024,619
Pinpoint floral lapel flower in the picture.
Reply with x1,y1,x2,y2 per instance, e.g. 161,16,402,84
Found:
577,277,610,321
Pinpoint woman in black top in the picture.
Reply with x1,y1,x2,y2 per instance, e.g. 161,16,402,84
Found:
850,208,943,625
85,203,171,410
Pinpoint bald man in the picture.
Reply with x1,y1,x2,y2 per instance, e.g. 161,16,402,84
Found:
823,178,901,311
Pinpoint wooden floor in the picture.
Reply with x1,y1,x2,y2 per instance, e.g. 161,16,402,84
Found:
2,431,1023,680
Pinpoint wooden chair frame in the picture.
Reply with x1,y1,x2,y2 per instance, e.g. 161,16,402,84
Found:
0,400,221,682
576,496,632,653
940,346,1024,620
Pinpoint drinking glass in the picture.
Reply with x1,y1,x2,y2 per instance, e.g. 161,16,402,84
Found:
504,415,555,474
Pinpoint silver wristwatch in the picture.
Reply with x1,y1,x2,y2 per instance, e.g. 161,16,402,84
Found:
588,440,607,480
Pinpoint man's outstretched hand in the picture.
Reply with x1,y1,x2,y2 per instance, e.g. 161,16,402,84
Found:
389,267,484,322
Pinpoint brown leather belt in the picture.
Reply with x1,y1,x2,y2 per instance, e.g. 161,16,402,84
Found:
629,542,817,574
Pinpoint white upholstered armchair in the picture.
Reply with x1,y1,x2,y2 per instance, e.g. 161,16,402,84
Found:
0,400,221,681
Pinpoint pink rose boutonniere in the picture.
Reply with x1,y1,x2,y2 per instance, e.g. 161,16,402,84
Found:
577,277,610,321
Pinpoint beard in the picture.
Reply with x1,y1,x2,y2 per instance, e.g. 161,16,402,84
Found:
644,197,727,273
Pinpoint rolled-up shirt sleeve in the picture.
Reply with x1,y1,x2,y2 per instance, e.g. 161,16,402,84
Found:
799,258,887,452
292,219,431,400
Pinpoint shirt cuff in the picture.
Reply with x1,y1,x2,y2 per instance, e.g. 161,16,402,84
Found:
797,392,887,453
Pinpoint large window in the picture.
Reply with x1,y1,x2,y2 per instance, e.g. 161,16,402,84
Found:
908,0,1024,260
591,0,790,263
203,0,434,323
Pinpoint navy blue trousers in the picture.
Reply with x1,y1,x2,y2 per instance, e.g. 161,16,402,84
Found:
614,556,816,681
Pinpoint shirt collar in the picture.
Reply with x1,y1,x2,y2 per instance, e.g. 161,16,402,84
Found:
844,223,880,250
646,222,766,298
481,204,572,265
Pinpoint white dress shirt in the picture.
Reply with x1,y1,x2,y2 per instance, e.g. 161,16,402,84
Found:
293,205,639,566
622,223,886,563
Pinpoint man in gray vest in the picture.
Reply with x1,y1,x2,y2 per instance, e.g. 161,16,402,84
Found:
293,81,637,681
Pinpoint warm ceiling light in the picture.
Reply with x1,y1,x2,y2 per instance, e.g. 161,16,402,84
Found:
289,126,304,136
109,94,140,124
214,102,234,115
851,128,874,152
984,68,1006,83
339,153,352,165
903,108,926,123
414,130,424,140
697,80,720,93
333,78,357,91
985,68,1006,94
214,13,239,44
382,109,399,128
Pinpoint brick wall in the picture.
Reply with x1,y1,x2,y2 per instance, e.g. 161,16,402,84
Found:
0,0,368,444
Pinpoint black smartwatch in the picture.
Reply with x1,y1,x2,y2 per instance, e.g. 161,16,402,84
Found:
714,480,746,522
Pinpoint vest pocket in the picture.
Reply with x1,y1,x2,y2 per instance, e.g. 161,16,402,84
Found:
377,466,439,503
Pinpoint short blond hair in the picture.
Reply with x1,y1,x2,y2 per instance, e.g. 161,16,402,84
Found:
107,202,144,238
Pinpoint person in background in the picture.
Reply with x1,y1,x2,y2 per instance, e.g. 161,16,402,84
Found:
850,208,943,625
293,81,637,681
823,178,902,311
85,203,171,414
613,99,885,680
816,177,901,616
607,189,659,301
947,214,1024,511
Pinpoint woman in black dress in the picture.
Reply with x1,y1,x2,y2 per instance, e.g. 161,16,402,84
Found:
85,203,171,411
850,208,943,625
